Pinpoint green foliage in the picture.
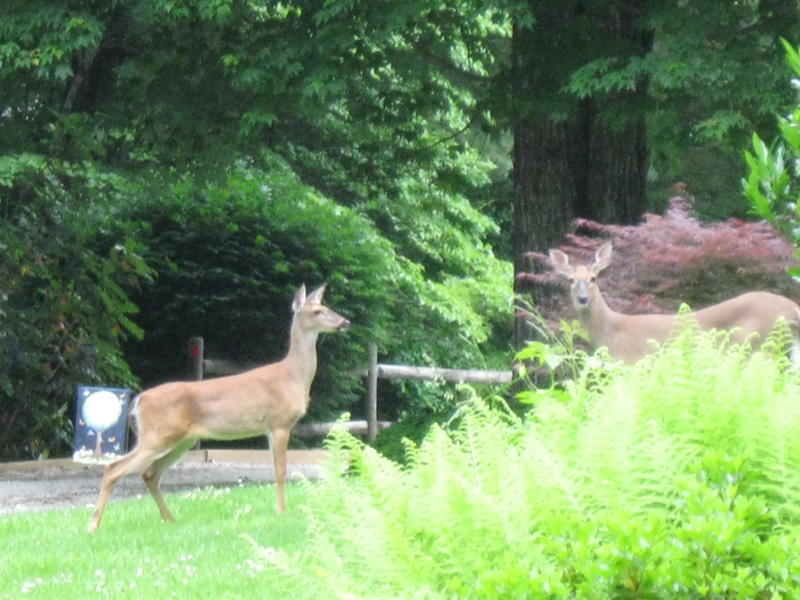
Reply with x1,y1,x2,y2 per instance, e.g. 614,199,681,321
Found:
247,328,800,597
0,154,152,459
744,41,800,270
372,407,447,465
513,302,592,405
0,2,108,153
557,1,798,148
0,0,510,205
642,4,798,152
560,2,800,212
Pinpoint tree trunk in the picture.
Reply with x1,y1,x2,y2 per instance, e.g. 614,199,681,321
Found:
579,99,649,225
512,118,578,345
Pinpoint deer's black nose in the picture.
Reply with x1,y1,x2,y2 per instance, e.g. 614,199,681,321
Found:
575,280,590,306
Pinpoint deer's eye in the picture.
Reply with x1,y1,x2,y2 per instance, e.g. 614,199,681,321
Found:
314,309,324,315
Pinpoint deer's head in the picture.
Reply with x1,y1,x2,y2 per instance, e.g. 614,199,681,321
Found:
292,284,351,332
549,242,613,311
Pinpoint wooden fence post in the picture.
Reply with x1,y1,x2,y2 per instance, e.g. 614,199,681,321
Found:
189,336,204,380
188,336,205,451
366,343,378,442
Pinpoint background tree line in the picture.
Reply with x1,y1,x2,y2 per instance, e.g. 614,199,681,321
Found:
1,0,798,459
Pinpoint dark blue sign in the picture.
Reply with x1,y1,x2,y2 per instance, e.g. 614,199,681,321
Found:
74,386,131,463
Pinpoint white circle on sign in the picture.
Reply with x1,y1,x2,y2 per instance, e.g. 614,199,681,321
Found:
82,390,123,431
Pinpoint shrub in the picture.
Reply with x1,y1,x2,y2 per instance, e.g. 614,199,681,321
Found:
744,39,800,272
0,155,151,459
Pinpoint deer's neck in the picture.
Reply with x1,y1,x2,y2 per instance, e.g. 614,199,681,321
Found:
284,320,319,390
579,291,619,347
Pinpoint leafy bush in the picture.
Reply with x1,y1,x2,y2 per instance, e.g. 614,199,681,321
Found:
744,39,800,273
118,154,511,424
0,155,151,459
248,327,800,598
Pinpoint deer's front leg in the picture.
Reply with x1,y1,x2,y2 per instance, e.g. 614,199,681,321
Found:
270,428,291,513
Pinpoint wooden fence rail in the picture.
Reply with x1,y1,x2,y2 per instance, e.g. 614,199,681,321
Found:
188,338,513,443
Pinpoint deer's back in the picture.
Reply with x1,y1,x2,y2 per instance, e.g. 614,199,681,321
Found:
693,291,800,344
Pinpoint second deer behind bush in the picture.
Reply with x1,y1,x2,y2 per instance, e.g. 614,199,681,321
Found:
549,242,800,363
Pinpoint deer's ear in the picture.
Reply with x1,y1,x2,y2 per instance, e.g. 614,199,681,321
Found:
549,249,573,277
292,284,307,312
593,242,613,273
307,284,327,304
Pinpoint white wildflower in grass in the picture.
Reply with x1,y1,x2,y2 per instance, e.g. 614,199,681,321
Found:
234,504,253,520
21,578,42,594
181,485,230,502
245,559,265,574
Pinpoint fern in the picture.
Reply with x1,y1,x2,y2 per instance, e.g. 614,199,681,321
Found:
247,329,800,598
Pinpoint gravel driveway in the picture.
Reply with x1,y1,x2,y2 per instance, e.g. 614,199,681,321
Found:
0,449,326,515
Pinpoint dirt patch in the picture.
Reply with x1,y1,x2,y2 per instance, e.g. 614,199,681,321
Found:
0,450,326,515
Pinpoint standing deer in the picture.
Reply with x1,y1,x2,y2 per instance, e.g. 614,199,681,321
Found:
549,242,800,364
87,284,350,532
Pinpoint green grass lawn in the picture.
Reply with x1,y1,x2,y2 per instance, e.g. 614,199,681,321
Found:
0,483,311,599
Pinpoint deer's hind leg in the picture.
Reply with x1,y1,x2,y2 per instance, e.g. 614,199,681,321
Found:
142,438,198,523
87,445,165,533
